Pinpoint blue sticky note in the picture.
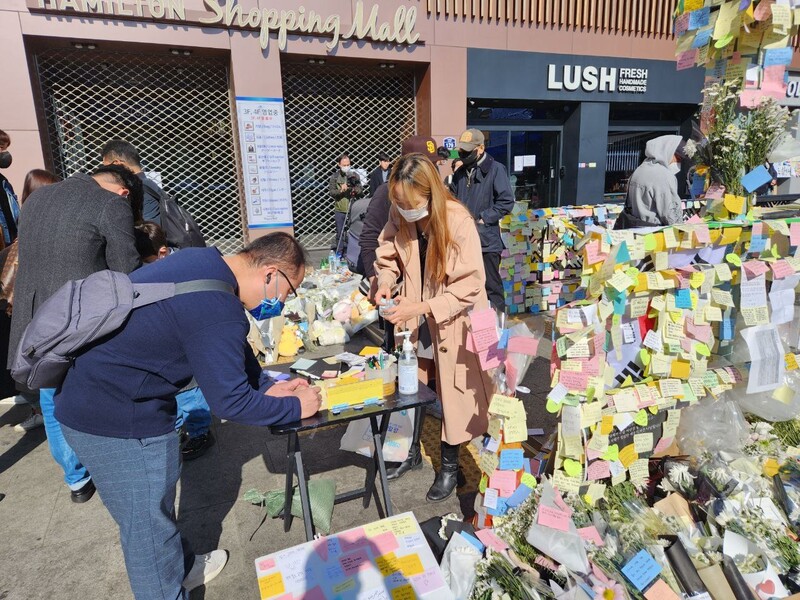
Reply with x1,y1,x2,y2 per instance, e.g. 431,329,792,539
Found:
741,165,773,193
764,47,793,67
691,174,706,198
675,288,692,309
580,583,597,599
290,358,316,371
499,449,525,470
749,236,767,253
692,28,712,48
613,291,627,316
497,329,510,350
622,549,662,591
688,7,710,30
486,498,508,517
721,318,734,341
616,241,631,263
505,483,533,508
461,532,485,553
523,459,532,474
595,206,607,222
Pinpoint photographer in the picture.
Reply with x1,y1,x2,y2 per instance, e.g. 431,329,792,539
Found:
328,152,364,251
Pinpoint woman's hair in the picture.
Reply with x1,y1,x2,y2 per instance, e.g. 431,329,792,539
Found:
238,232,308,277
134,221,167,259
388,153,460,286
21,169,60,204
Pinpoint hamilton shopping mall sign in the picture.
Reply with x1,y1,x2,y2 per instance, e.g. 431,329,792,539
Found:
30,0,421,52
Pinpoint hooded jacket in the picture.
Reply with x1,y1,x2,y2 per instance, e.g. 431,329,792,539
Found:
624,135,683,226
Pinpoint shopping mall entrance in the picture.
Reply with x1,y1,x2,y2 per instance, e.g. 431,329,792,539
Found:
29,44,245,252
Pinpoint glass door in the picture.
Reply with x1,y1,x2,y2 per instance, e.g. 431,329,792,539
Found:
478,129,562,208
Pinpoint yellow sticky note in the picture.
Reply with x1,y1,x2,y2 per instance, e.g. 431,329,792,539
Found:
388,515,417,537
670,359,691,379
479,451,500,475
772,385,794,404
504,414,528,444
391,584,416,600
333,579,356,594
258,573,285,599
376,552,401,576
634,432,654,454
619,444,639,468
763,458,780,477
359,346,382,356
397,553,425,577
601,415,614,436
786,353,799,371
723,193,744,214
488,394,522,418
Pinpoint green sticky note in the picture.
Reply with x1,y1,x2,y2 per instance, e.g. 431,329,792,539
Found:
521,473,537,489
696,342,711,357
714,33,734,48
546,398,562,414
563,458,582,477
634,409,648,427
602,444,619,461
639,349,651,366
726,253,742,267
643,234,656,252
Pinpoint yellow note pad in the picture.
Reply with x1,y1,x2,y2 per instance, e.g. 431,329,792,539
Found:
619,444,638,468
325,378,383,408
359,346,383,356
376,552,401,576
391,584,417,600
397,553,425,577
488,394,522,417
333,579,356,594
258,573,285,599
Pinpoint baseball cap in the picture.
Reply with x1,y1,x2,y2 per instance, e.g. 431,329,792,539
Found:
457,129,485,152
401,136,439,162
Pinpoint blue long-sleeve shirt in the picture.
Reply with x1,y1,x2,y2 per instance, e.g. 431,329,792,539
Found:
55,248,300,439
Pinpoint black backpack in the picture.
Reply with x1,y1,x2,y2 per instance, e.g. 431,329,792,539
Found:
159,189,207,249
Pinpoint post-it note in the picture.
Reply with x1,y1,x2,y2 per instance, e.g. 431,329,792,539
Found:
499,449,525,470
622,549,663,591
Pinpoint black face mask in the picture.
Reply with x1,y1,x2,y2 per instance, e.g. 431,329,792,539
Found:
0,152,11,170
459,149,478,167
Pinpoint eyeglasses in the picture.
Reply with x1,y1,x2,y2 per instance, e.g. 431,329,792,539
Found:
277,269,298,301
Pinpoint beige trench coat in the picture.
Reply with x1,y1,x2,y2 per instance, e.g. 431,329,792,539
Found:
375,201,495,445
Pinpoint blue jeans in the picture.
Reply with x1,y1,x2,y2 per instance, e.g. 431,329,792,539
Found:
62,425,192,600
175,387,211,438
39,388,90,491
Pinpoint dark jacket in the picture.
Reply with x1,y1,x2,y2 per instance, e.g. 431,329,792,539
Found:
55,248,300,438
368,166,390,197
449,153,514,254
138,172,162,225
359,183,391,279
9,173,141,365
329,170,364,213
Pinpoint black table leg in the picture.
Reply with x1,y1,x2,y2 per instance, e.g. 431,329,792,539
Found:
292,434,315,541
282,432,296,532
369,414,394,517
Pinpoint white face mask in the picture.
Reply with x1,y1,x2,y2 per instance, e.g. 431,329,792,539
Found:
669,162,681,175
396,202,429,223
340,165,350,174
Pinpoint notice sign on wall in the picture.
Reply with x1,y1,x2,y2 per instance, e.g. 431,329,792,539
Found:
235,97,293,229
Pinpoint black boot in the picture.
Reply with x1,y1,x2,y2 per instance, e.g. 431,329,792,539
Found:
426,442,461,502
386,441,422,481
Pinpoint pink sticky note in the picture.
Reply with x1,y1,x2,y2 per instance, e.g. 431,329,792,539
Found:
470,308,497,331
371,531,399,555
654,437,674,454
478,344,503,370
585,240,608,265
771,259,795,280
676,49,698,71
506,336,539,356
743,259,770,278
559,369,589,392
338,527,368,553
694,224,710,245
644,579,682,600
587,460,611,481
475,528,510,552
472,327,499,353
752,222,763,237
686,318,712,343
505,360,518,393
586,448,603,461
537,505,570,531
257,558,276,571
578,526,605,547
685,214,703,224
791,222,800,246
553,493,574,516
339,548,371,576
410,570,447,595
490,469,518,497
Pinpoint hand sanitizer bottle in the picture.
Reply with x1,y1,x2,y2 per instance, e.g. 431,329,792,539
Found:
397,330,418,395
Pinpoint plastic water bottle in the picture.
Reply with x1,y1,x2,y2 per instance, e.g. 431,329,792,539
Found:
397,331,418,395
328,250,337,273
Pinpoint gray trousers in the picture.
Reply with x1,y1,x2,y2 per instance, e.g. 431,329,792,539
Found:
62,425,193,600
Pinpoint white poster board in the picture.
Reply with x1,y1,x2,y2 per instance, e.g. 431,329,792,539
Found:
254,512,453,599
235,97,294,229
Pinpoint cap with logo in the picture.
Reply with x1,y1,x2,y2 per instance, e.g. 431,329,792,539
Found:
401,136,439,162
456,129,485,152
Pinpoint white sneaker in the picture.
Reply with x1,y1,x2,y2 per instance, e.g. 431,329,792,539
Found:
183,549,229,592
14,412,44,432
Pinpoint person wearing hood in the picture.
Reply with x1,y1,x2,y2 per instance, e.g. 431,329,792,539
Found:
616,135,687,229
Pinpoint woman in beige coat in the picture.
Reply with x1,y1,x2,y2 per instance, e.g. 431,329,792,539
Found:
375,153,495,502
